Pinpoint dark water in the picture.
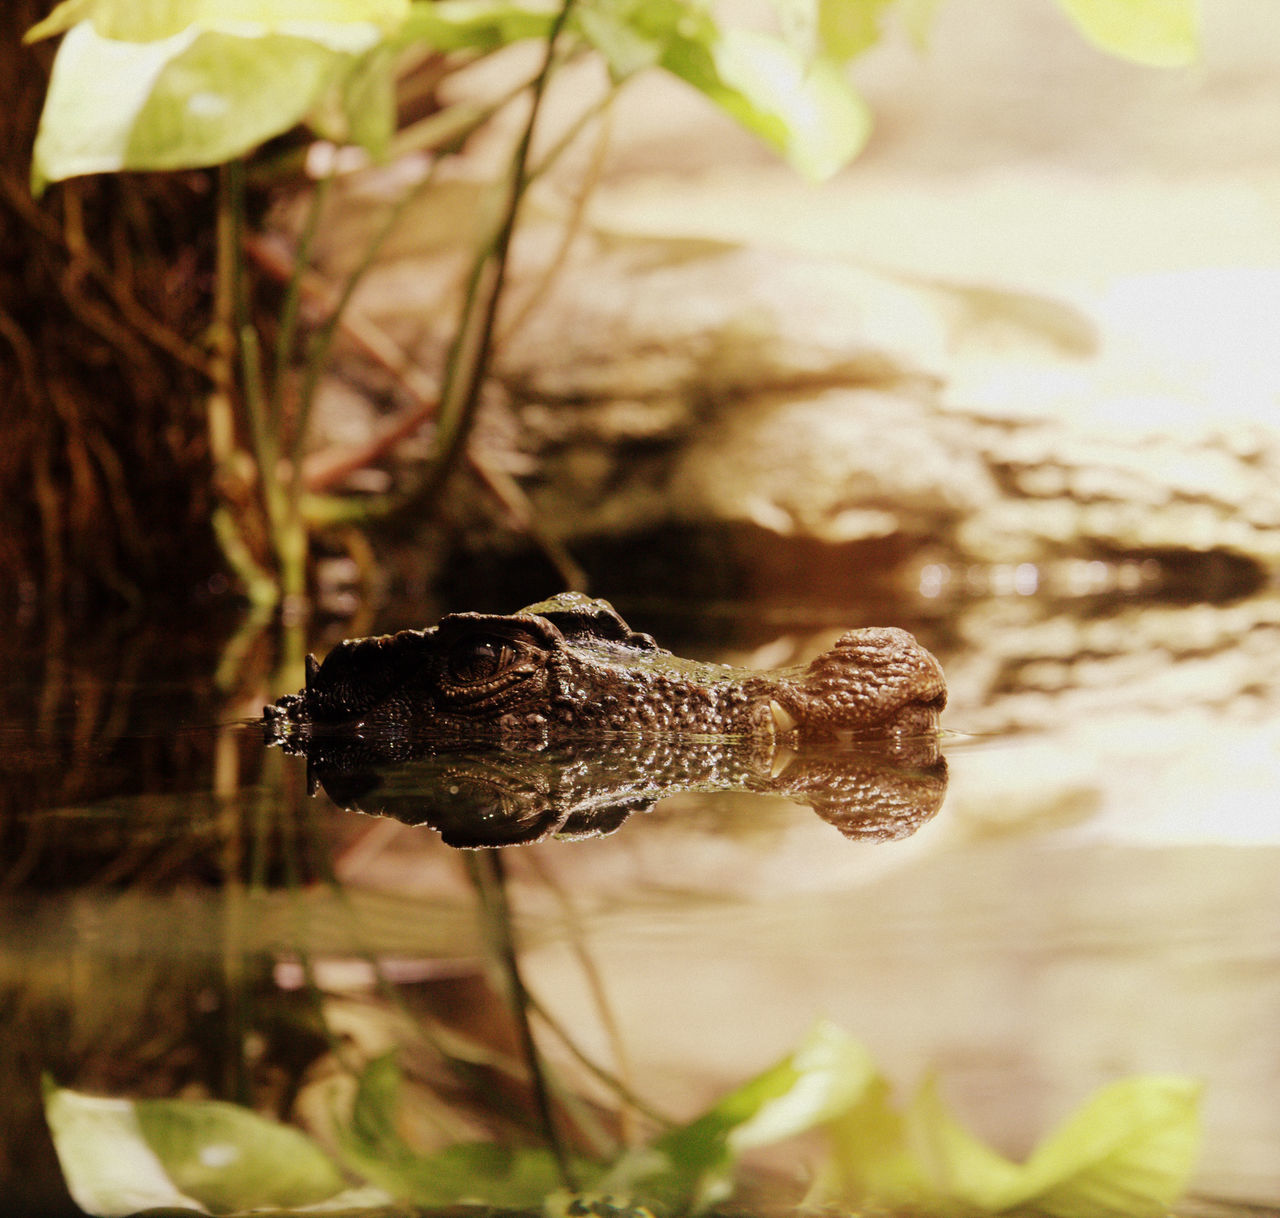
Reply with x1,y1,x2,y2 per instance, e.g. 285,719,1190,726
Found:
5,592,1279,1215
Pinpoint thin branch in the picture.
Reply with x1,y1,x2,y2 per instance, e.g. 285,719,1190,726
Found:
398,0,579,519
496,88,617,349
271,168,333,435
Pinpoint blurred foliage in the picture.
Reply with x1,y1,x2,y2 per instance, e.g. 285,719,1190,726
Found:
45,1023,1201,1216
12,0,1200,619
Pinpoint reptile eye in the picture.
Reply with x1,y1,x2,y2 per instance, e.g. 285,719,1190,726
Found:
448,635,516,684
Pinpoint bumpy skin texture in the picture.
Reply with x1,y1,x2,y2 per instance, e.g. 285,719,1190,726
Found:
293,733,948,848
264,592,946,741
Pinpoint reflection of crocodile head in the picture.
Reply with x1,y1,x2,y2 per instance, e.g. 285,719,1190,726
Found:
271,732,948,848
263,592,946,744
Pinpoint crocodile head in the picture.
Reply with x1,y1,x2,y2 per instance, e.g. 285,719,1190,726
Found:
264,592,946,744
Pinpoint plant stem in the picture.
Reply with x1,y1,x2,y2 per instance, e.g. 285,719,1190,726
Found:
223,159,309,617
211,162,279,608
405,0,579,518
272,167,333,436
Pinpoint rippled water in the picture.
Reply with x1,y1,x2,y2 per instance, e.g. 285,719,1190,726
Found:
5,592,1279,1215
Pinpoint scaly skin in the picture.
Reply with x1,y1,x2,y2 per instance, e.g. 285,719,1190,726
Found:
263,592,946,744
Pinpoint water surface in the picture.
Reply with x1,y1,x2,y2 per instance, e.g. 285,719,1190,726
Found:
5,592,1278,1214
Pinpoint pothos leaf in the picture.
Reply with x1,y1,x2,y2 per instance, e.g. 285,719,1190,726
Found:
334,1053,588,1207
26,0,409,44
609,1021,879,1210
398,0,555,55
822,1072,1203,1217
817,0,896,63
1053,0,1199,66
30,21,388,191
43,1078,347,1216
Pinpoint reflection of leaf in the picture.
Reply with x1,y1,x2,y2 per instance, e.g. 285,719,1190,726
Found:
44,1081,207,1216
612,1021,879,1210
1002,1076,1204,1216
935,280,1099,357
817,0,895,62
823,1072,1203,1217
44,1079,347,1216
1053,0,1199,66
821,1074,934,1205
336,1053,582,1206
899,0,946,47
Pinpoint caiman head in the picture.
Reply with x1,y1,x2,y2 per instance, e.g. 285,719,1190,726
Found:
264,592,946,743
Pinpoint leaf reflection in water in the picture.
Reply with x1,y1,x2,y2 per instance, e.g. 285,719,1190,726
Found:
265,728,948,848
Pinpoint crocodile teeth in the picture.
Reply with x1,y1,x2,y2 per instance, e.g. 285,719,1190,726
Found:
769,699,798,736
770,742,797,780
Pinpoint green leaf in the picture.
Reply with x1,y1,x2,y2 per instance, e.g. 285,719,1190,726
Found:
44,1080,209,1216
704,30,872,180
1054,0,1199,66
575,0,673,80
615,1022,879,1210
43,1079,346,1216
817,0,895,62
30,21,386,190
335,1053,582,1206
124,30,364,162
330,44,398,155
28,0,410,44
399,0,554,54
822,1072,1202,1217
132,1097,348,1213
572,0,870,179
1002,1076,1204,1216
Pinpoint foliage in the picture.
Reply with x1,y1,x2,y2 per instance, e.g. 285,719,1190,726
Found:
1056,0,1198,66
26,0,1200,192
20,0,1200,615
27,0,877,192
45,1024,1201,1217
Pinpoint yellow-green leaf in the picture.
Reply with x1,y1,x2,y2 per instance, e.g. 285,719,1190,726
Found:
823,1071,1202,1217
1009,1076,1203,1216
626,1021,880,1210
704,30,872,181
822,1075,935,1206
1054,0,1199,67
43,1080,346,1216
30,21,385,191
817,0,894,63
44,1082,208,1216
28,0,409,44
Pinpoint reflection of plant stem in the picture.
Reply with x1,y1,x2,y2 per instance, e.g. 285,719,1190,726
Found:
526,851,646,1146
529,995,673,1134
470,851,577,1190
